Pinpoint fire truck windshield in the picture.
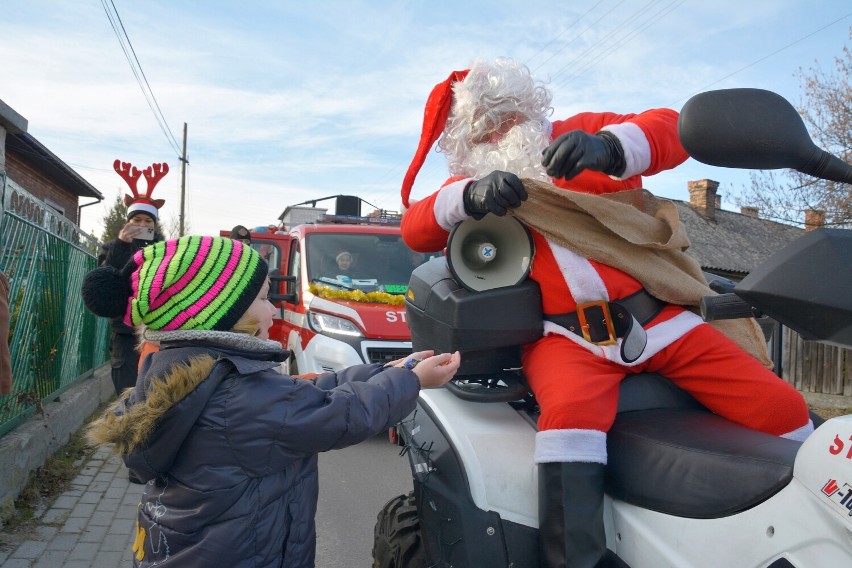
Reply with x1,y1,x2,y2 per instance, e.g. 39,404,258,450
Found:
306,233,439,294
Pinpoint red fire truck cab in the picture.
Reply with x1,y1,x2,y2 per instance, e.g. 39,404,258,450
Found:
222,197,439,374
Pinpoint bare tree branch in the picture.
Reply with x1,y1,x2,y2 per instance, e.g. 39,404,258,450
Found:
735,29,852,227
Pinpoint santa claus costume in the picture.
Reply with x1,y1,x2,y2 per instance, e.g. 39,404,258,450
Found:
400,57,813,568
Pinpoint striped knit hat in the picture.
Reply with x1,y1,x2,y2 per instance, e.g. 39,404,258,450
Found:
82,235,267,332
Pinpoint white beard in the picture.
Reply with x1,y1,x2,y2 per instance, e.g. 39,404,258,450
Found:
447,120,552,182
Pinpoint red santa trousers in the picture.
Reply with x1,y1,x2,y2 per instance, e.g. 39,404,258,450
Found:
522,323,811,455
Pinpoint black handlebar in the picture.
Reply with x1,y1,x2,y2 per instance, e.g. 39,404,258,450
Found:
700,293,763,321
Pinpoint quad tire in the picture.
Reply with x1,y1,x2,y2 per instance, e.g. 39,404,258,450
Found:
373,492,430,568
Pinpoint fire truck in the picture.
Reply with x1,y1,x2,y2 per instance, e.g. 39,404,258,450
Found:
222,195,439,374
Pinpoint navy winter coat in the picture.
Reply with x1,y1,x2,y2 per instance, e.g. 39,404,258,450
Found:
89,341,420,567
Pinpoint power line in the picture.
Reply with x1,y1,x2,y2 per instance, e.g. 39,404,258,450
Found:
553,0,686,90
531,0,625,77
548,0,685,91
667,10,852,108
526,0,611,73
100,0,182,157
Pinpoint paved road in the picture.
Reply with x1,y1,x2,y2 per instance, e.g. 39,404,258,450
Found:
0,432,413,567
316,433,413,567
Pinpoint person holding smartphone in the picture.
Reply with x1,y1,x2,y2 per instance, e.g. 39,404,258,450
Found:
117,212,158,244
98,170,167,399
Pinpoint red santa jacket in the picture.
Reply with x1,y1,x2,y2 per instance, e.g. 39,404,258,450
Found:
401,109,698,365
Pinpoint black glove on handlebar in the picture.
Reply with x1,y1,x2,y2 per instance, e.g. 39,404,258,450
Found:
462,171,527,220
541,130,627,180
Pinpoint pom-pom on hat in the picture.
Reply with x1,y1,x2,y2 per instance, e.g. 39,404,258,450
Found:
82,236,267,332
114,159,169,222
80,264,135,320
401,68,469,210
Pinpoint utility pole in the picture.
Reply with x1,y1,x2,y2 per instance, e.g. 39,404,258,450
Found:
179,122,188,236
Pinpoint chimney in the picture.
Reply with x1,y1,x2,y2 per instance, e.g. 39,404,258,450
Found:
804,209,825,232
741,206,759,218
688,179,719,221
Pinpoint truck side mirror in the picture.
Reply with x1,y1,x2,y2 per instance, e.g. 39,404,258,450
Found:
268,268,297,304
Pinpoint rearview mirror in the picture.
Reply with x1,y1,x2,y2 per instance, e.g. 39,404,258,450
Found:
268,268,297,304
678,88,852,184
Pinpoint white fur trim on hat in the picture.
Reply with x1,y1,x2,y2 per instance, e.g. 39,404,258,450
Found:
336,251,352,263
128,202,159,221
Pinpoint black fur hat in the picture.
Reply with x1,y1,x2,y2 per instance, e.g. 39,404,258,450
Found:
81,263,135,319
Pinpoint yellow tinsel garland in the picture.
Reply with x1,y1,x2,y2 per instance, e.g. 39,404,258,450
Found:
309,284,406,306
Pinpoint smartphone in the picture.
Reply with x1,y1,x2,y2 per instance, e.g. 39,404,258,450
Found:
136,227,155,241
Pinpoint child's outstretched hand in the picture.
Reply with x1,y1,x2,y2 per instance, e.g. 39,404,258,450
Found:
392,350,461,389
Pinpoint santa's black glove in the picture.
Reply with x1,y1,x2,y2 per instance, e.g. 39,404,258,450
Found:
541,130,626,180
463,171,527,220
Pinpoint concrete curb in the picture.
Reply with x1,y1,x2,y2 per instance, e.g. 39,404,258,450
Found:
0,364,115,527
802,391,852,410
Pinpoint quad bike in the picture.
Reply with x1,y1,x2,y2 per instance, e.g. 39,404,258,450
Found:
372,88,852,568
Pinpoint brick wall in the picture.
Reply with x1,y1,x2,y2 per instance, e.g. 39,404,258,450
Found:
4,151,78,224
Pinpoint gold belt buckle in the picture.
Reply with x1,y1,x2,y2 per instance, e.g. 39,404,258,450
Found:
576,300,617,346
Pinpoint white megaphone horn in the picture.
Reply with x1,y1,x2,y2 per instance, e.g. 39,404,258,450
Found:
447,214,535,292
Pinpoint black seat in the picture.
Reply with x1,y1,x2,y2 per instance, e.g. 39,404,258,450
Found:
605,374,800,518
450,370,803,519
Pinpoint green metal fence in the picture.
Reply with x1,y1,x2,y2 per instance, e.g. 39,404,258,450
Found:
0,174,111,437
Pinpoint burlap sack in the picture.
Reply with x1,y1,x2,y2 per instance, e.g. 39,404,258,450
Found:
512,179,771,367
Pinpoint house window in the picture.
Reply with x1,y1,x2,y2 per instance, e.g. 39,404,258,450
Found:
43,197,66,216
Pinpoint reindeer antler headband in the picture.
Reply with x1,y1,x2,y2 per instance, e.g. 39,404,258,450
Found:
114,159,168,221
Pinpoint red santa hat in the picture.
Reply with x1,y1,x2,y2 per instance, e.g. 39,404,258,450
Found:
401,69,470,210
114,159,168,221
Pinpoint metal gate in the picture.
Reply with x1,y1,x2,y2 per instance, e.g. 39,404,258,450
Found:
0,174,110,436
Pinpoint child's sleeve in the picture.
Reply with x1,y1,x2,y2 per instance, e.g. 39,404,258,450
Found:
274,365,421,455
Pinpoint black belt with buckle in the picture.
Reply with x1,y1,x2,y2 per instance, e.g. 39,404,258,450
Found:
544,289,665,345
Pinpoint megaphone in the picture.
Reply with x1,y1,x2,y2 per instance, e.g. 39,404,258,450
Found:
447,214,534,292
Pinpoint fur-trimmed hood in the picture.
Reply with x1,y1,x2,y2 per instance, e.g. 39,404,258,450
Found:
87,353,217,455
87,342,286,480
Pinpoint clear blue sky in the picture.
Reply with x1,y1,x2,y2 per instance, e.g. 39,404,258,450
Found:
2,1,850,237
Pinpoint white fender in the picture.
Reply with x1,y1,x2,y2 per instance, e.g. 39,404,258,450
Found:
794,415,852,525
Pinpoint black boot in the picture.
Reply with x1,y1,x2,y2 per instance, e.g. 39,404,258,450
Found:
539,461,607,568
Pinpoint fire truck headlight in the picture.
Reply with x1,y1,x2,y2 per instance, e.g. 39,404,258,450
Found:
308,311,363,337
